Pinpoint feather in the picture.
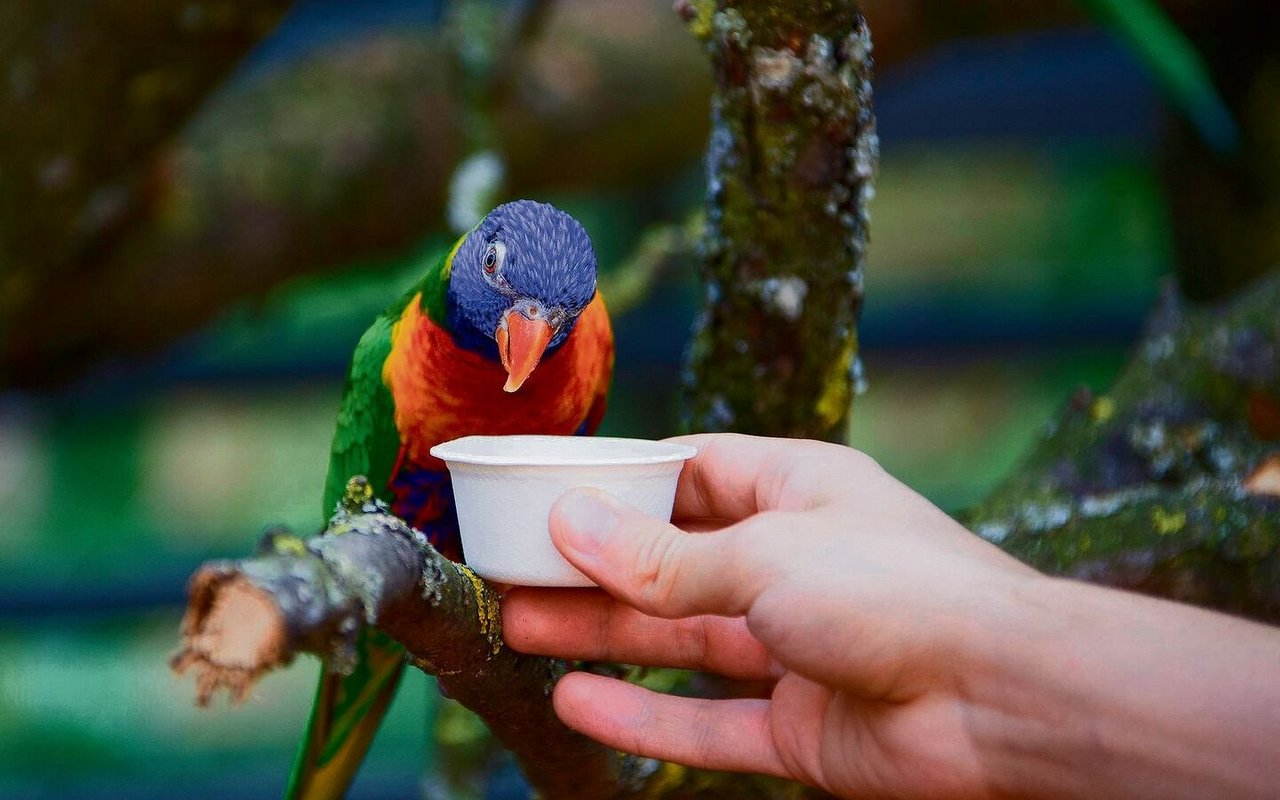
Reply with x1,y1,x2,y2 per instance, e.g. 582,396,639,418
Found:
286,251,452,800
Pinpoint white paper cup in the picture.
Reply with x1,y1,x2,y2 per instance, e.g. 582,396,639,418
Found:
430,435,697,586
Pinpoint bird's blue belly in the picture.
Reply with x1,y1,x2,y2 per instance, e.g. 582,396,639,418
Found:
389,466,462,561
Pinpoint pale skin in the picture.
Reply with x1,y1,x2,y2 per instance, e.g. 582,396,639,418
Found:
502,433,1280,799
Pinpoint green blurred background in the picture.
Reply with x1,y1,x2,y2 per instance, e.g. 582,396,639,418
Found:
3,0,1267,796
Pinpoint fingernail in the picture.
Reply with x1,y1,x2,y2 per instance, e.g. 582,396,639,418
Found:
556,489,618,555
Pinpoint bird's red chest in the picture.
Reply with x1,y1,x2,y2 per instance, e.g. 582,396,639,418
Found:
384,294,612,466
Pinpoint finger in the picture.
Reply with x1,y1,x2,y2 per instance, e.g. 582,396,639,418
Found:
553,672,788,779
549,488,789,618
502,588,778,680
665,433,867,522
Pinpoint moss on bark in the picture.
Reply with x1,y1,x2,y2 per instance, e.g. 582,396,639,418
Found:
680,1,876,441
966,273,1280,621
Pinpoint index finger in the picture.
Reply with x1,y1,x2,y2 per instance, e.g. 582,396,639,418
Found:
502,588,778,680
667,433,865,523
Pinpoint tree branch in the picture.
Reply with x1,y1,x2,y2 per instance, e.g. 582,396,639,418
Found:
172,479,624,799
598,216,700,318
0,0,292,386
966,272,1280,622
172,478,822,799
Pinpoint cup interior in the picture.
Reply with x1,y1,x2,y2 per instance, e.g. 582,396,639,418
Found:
430,435,696,467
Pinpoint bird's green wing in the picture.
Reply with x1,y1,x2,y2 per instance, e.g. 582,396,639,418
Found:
287,241,461,799
286,312,408,800
321,313,403,517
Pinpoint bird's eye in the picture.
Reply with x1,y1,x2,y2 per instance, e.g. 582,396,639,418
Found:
482,241,506,277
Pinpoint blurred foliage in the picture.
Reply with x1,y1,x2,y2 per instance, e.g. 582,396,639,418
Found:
0,0,291,384
1083,0,1236,153
1156,1,1280,301
1,0,709,388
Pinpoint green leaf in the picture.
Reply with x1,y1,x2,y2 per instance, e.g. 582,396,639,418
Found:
1081,0,1239,155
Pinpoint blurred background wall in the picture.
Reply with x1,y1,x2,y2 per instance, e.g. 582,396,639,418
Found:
1,0,1266,796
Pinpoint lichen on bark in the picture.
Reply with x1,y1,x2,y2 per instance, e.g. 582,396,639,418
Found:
680,0,876,441
965,273,1280,622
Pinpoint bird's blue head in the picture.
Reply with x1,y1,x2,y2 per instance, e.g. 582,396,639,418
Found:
447,200,598,392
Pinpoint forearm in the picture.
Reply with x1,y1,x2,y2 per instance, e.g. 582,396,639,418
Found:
965,576,1280,799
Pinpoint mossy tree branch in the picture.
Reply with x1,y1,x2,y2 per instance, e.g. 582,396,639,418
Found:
173,479,824,799
966,273,1280,622
173,482,623,800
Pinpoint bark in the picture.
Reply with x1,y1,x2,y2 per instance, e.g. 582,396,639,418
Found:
679,1,877,441
965,272,1280,622
172,478,822,799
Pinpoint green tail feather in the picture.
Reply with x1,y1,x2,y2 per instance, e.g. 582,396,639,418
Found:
285,630,406,800
285,234,464,798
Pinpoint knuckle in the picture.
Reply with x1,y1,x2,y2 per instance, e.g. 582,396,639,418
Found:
777,443,885,510
591,600,619,660
842,445,884,476
673,616,710,667
622,693,658,753
629,529,686,611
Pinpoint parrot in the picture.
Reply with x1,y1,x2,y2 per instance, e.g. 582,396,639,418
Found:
286,199,614,800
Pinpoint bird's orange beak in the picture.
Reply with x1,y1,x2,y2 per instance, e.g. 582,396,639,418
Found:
495,310,553,393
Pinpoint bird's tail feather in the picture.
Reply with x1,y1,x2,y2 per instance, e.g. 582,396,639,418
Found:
285,630,406,800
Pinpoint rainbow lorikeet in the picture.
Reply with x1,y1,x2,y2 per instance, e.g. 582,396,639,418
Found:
286,200,613,800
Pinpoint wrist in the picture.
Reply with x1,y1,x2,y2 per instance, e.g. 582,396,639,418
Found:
956,575,1280,800
955,575,1107,798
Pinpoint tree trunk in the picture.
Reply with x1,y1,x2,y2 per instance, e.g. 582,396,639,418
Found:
0,0,291,383
680,1,877,441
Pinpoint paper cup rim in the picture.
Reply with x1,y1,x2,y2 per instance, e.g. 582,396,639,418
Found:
430,435,697,467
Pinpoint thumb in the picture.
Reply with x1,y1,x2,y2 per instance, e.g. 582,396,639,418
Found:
550,488,761,619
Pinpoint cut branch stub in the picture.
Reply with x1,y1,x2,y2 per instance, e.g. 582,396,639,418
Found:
172,476,838,798
171,480,631,800
680,0,876,440
171,568,291,706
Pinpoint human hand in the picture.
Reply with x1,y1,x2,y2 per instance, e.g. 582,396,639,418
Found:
502,433,1041,799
